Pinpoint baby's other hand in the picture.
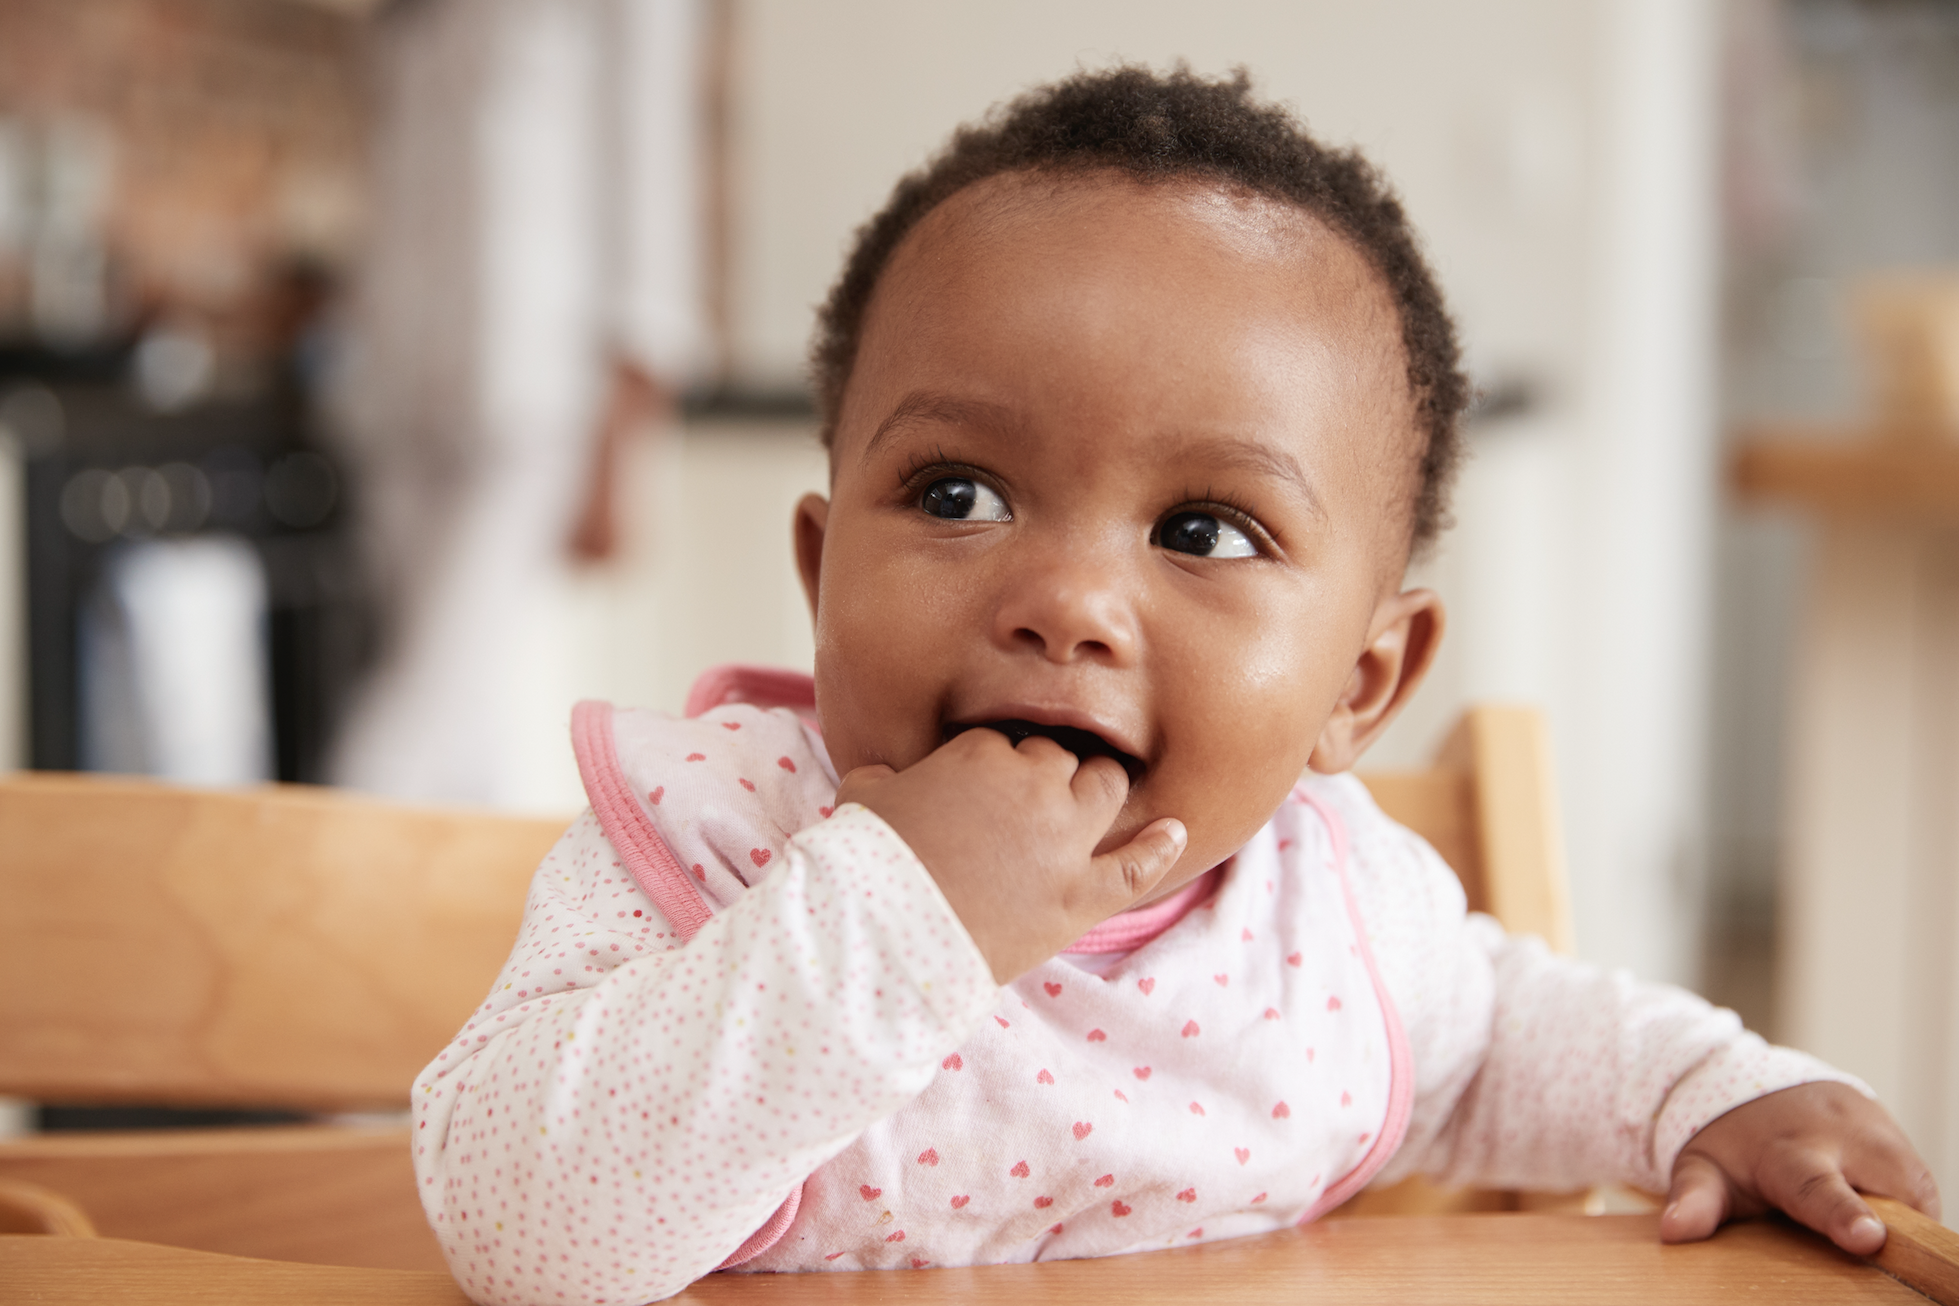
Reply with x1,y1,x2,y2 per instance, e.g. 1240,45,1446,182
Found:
1662,1081,1940,1255
835,729,1186,985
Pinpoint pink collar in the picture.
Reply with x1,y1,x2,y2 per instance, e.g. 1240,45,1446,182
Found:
1063,866,1222,955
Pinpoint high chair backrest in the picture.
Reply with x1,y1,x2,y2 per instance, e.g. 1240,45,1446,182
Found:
1356,703,1574,954
0,773,566,1111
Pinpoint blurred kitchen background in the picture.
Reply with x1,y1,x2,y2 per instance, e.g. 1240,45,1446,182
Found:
0,0,1955,1207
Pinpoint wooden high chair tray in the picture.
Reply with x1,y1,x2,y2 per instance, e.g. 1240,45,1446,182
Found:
1,1211,1939,1305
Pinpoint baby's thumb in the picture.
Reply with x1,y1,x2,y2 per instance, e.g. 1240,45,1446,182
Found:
1090,818,1188,908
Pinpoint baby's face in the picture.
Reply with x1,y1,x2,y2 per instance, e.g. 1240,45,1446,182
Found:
797,172,1435,894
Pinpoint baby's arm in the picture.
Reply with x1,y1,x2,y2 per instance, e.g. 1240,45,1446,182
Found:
412,807,999,1305
1343,784,1937,1249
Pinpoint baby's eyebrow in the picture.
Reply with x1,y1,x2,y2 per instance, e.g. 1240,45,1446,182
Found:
1165,434,1325,520
861,391,1026,465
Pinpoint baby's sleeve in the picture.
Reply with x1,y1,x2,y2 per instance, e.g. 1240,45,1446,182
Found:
1331,777,1867,1196
411,804,998,1305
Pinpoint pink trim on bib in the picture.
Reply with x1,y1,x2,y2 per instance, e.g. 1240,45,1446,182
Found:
716,1186,803,1269
685,664,820,728
1291,785,1416,1221
1064,866,1222,954
571,700,714,942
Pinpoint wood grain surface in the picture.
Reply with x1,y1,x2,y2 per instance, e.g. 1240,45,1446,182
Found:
0,773,566,1110
0,1124,443,1271
1,1213,1936,1306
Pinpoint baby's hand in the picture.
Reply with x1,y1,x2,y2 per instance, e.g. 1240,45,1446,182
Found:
835,728,1186,984
1662,1081,1941,1254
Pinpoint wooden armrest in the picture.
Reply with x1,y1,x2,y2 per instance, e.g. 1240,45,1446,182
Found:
1866,1195,1959,1306
0,1177,97,1236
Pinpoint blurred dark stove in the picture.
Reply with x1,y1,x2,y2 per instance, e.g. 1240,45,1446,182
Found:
4,336,372,784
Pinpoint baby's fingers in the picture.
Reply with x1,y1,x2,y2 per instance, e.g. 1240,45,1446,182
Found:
834,763,897,807
1088,817,1187,907
1761,1149,1887,1256
1661,1151,1736,1244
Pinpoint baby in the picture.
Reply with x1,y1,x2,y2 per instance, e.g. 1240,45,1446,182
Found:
413,67,1938,1304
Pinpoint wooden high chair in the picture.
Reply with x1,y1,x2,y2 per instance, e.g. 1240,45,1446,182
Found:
0,772,565,1271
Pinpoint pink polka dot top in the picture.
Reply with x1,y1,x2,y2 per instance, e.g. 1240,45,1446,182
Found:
411,666,1864,1305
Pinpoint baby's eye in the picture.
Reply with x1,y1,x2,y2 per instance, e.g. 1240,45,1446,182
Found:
1157,510,1258,558
920,477,1010,522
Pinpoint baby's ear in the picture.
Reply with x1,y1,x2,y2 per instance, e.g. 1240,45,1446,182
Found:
793,493,830,620
1308,588,1445,774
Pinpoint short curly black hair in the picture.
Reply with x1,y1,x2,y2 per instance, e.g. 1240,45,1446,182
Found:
810,64,1469,552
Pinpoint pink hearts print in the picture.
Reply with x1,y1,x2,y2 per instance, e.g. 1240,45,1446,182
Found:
1111,1200,1132,1218
1235,1148,1250,1165
1286,952,1303,967
941,1053,962,1071
691,863,706,882
1189,1101,1206,1116
1034,1196,1053,1209
777,755,797,772
1213,973,1229,987
1241,927,1254,941
1050,1222,1065,1235
1072,1121,1093,1140
721,721,742,731
1043,982,1062,997
749,848,771,868
859,1185,881,1201
885,1230,905,1243
1272,1101,1291,1119
995,1016,1011,1029
647,787,664,805
1327,994,1343,1011
1133,1066,1152,1081
911,1257,928,1269
738,778,757,792
951,1195,970,1209
1010,1160,1030,1178
1095,1174,1115,1188
1176,1188,1196,1203
1086,1028,1107,1042
1181,1020,1201,1038
685,752,706,762
1263,1007,1281,1020
917,1148,939,1166
1036,1069,1054,1085
1137,977,1155,996
819,805,834,818
1340,1090,1352,1107
1251,1192,1268,1204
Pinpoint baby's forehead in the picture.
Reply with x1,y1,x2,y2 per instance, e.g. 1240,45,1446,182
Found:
858,170,1420,529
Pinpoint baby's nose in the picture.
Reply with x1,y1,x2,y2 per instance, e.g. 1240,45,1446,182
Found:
993,549,1140,666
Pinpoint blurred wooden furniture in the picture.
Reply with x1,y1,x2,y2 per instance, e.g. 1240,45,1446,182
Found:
1730,423,1959,1216
0,773,566,1270
6,1207,1955,1306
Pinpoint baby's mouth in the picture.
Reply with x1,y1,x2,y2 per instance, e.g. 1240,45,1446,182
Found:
944,719,1146,781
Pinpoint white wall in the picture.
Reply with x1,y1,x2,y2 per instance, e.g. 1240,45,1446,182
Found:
715,0,1722,982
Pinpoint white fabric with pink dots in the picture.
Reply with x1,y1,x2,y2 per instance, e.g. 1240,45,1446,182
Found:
412,673,1866,1306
